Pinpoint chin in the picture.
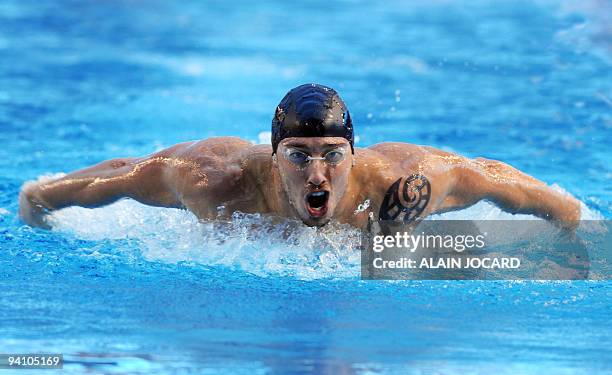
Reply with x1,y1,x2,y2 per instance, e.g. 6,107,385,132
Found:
300,215,331,227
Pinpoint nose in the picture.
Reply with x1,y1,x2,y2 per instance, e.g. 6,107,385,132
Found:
306,161,328,188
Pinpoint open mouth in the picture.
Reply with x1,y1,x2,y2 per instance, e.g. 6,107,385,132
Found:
305,190,330,218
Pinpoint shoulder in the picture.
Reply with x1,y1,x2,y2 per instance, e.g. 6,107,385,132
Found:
359,142,467,169
366,142,425,154
148,137,264,187
182,139,274,189
351,143,427,175
164,137,269,169
363,142,449,161
349,143,469,222
174,137,256,159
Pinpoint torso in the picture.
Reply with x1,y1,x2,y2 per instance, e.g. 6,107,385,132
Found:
162,137,458,229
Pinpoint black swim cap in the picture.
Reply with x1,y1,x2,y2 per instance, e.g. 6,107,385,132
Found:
271,83,353,154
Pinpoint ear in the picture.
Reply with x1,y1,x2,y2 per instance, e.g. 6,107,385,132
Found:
272,154,278,166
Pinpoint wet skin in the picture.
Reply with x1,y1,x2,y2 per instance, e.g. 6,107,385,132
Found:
19,136,581,230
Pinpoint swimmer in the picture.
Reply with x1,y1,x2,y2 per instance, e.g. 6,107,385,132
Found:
19,83,581,230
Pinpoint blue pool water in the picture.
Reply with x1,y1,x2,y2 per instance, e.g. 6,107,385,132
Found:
1,0,611,373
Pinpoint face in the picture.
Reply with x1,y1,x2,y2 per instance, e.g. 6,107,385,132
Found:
275,137,353,226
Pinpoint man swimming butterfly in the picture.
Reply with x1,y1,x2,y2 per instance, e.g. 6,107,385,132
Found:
19,83,581,230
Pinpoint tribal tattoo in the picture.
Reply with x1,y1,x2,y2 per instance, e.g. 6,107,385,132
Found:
378,174,431,223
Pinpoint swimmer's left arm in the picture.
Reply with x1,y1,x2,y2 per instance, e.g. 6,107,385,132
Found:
438,157,581,229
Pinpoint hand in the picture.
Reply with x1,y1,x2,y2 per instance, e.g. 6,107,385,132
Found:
18,182,52,229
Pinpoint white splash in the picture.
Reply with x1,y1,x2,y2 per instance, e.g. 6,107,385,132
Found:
257,131,271,145
354,199,371,214
48,199,362,280
46,189,604,280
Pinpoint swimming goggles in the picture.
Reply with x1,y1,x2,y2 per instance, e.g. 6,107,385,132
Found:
283,147,347,166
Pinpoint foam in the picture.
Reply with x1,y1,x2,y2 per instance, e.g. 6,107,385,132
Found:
46,186,603,280
49,200,362,280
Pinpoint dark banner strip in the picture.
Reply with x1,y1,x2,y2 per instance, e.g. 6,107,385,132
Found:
361,220,611,280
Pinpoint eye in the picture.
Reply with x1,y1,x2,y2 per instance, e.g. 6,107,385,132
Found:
324,150,345,164
286,150,309,164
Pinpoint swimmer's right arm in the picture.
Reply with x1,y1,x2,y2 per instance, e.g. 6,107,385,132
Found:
19,152,183,229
